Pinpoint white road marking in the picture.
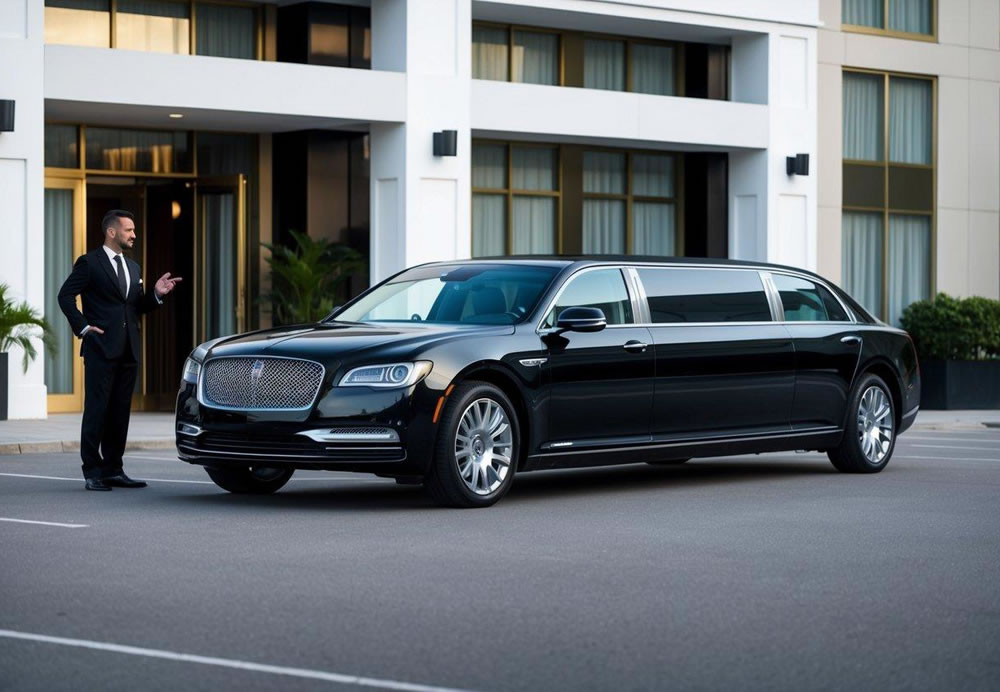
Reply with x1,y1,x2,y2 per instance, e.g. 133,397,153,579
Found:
909,444,1000,452
125,454,180,461
899,456,1000,462
0,629,472,692
0,517,88,528
0,472,389,485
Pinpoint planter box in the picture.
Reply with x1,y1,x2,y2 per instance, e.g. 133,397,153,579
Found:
920,359,1000,409
0,351,7,420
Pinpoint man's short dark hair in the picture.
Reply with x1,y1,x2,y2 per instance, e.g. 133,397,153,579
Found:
102,209,134,234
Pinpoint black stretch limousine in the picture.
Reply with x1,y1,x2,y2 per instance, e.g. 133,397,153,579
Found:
175,257,920,507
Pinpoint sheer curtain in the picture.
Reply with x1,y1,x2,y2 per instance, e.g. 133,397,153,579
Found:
512,31,558,85
843,72,883,161
472,195,506,257
204,194,236,339
44,189,74,395
116,0,190,54
512,198,555,254
511,147,556,254
889,77,932,164
472,26,508,81
842,211,883,318
631,44,674,96
843,0,882,27
632,203,675,256
584,39,625,91
583,152,626,253
633,153,673,196
196,3,255,59
472,144,507,255
889,0,932,34
888,214,931,326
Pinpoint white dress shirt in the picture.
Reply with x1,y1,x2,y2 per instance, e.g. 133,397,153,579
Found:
80,245,161,337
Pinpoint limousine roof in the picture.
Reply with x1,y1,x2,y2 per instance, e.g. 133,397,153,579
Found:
459,255,823,278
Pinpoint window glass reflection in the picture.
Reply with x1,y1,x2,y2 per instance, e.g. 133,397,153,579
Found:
44,0,110,48
639,268,772,323
86,127,191,173
115,0,190,55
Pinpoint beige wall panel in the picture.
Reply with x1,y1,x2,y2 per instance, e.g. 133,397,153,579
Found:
968,211,1000,298
937,77,970,210
818,0,840,32
817,63,843,208
818,28,844,65
817,205,842,285
968,80,1000,212
969,0,1000,50
938,0,970,47
843,34,968,78
969,48,1000,82
935,208,970,296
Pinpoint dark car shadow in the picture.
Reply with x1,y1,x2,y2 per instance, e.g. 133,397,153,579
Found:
170,456,838,512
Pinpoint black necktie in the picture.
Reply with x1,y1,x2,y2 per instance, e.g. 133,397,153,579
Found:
114,255,127,299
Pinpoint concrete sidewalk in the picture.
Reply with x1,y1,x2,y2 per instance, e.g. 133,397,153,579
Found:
1,408,998,455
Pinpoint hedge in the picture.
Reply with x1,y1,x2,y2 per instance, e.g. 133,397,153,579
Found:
899,293,1000,361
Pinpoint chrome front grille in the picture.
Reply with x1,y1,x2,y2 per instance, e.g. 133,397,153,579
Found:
200,357,324,410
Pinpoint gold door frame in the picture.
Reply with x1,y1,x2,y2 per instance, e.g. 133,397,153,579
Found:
44,175,87,413
194,175,248,343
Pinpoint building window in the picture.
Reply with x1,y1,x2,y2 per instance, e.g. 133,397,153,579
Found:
842,69,934,325
842,0,934,39
584,39,625,91
85,127,193,173
472,143,560,256
472,24,559,85
43,0,260,59
584,150,677,255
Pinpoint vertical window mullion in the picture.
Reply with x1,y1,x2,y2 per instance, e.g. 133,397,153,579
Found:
882,72,890,321
507,144,513,254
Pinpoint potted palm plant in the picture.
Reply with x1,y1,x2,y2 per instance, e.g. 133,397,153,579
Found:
260,230,365,326
900,293,1000,409
0,283,56,420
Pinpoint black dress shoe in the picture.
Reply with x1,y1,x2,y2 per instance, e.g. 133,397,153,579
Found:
104,473,147,488
85,478,112,491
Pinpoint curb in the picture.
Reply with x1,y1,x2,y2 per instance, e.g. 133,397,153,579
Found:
0,438,175,455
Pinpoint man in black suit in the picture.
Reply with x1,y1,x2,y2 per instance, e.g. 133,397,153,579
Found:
58,210,182,491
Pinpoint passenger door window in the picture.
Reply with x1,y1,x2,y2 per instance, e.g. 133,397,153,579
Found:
771,274,850,322
543,268,633,327
637,268,772,323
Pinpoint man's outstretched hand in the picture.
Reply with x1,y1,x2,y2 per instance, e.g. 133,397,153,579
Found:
154,272,183,298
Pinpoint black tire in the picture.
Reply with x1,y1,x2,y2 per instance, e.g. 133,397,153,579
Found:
646,458,691,466
828,373,896,474
204,466,294,494
424,381,520,508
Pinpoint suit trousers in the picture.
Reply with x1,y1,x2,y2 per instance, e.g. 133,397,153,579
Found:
80,346,138,480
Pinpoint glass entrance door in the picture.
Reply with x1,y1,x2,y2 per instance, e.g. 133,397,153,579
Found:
196,175,247,341
44,176,86,412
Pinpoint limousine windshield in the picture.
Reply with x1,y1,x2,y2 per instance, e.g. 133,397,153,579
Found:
335,263,559,325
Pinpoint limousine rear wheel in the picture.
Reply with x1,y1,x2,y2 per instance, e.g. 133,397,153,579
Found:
204,466,294,494
425,381,519,508
828,373,896,474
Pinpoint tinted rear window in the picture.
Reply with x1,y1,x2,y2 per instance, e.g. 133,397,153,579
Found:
637,268,772,323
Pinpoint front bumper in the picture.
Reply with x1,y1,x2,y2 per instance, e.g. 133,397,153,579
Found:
174,379,439,475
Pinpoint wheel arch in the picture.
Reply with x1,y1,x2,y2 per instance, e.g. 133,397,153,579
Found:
448,362,534,470
855,357,904,429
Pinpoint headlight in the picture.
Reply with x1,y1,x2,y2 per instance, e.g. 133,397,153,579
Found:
182,357,201,384
339,361,432,388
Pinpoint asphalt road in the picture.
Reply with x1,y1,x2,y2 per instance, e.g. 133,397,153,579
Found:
1,428,999,692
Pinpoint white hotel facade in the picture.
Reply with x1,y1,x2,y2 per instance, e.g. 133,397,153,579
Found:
0,0,996,418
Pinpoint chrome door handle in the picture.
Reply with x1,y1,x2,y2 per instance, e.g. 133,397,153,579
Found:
840,335,862,344
623,340,648,353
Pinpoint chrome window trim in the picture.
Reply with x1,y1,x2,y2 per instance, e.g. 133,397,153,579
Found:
197,355,327,412
535,265,637,333
758,271,785,322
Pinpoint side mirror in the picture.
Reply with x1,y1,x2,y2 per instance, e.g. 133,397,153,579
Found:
556,306,607,333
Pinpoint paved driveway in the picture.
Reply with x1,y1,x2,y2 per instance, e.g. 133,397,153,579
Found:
1,428,998,691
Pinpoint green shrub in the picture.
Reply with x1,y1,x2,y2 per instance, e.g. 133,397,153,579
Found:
0,283,56,372
900,293,1000,361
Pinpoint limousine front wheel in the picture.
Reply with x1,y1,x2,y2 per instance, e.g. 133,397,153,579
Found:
205,466,294,494
425,382,519,508
828,373,895,474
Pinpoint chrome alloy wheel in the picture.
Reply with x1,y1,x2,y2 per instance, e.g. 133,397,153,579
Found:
857,385,893,464
455,397,513,495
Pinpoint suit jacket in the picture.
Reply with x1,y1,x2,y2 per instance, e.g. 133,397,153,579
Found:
58,247,161,362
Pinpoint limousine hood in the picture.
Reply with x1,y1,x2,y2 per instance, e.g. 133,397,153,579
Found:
202,321,516,362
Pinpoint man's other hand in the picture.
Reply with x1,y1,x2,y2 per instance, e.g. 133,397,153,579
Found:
154,273,183,298
86,326,105,336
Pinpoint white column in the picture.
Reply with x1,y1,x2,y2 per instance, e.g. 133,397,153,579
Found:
0,0,46,418
369,0,471,284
